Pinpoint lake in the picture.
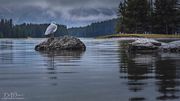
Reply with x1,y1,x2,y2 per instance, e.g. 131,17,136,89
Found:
0,38,180,101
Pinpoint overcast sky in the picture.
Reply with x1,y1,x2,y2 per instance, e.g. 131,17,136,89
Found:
0,0,121,27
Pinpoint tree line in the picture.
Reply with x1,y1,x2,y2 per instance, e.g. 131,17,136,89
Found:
1,0,179,38
68,19,117,37
0,19,68,38
0,18,117,38
116,0,180,34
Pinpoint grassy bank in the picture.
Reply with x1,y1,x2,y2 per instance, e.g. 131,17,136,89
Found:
98,34,180,39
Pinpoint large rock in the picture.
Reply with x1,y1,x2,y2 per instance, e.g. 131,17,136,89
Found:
35,36,86,51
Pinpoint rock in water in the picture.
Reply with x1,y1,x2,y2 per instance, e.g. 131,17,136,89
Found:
160,40,180,52
128,38,162,52
128,38,180,53
35,36,86,51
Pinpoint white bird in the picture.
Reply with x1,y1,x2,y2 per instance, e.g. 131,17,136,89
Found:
45,22,57,38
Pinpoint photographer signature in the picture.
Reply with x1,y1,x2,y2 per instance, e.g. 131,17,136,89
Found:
0,92,24,100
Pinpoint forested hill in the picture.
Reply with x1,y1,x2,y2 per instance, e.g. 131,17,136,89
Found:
0,18,117,38
68,19,117,37
0,19,68,38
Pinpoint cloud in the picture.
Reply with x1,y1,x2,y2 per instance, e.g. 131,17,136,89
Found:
0,0,121,27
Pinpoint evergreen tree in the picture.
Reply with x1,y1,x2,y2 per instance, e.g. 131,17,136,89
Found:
177,1,180,33
148,0,154,33
154,0,179,34
117,0,150,33
116,0,127,33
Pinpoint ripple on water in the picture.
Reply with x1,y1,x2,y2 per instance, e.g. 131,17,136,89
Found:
0,38,180,101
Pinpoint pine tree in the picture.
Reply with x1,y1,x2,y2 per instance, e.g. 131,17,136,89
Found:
116,0,127,33
117,0,150,33
177,1,180,33
154,0,179,34
148,0,154,33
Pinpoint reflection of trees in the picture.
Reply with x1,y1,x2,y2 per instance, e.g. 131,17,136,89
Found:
119,42,155,101
119,42,155,92
155,55,180,100
38,51,84,86
119,41,180,101
0,40,13,64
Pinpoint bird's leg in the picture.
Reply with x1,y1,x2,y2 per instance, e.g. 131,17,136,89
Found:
51,33,55,40
50,33,53,40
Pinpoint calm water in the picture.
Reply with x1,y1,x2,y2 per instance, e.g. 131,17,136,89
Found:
0,38,180,101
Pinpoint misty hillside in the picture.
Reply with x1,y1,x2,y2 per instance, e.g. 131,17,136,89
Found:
68,19,117,37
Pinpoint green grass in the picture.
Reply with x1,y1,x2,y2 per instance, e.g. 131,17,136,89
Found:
97,34,180,39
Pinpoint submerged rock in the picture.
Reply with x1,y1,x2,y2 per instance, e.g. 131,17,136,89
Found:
35,36,86,51
128,38,180,53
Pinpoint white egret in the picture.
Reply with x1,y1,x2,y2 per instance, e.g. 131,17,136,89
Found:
45,22,57,38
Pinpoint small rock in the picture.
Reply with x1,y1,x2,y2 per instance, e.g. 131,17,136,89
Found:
160,40,180,52
35,36,86,51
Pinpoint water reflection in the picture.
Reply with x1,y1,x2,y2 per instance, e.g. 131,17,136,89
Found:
39,50,84,62
0,39,180,101
119,41,180,101
0,40,13,50
37,51,84,86
0,40,13,64
155,54,180,100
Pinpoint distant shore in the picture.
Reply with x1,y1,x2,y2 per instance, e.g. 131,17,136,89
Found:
97,34,180,39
